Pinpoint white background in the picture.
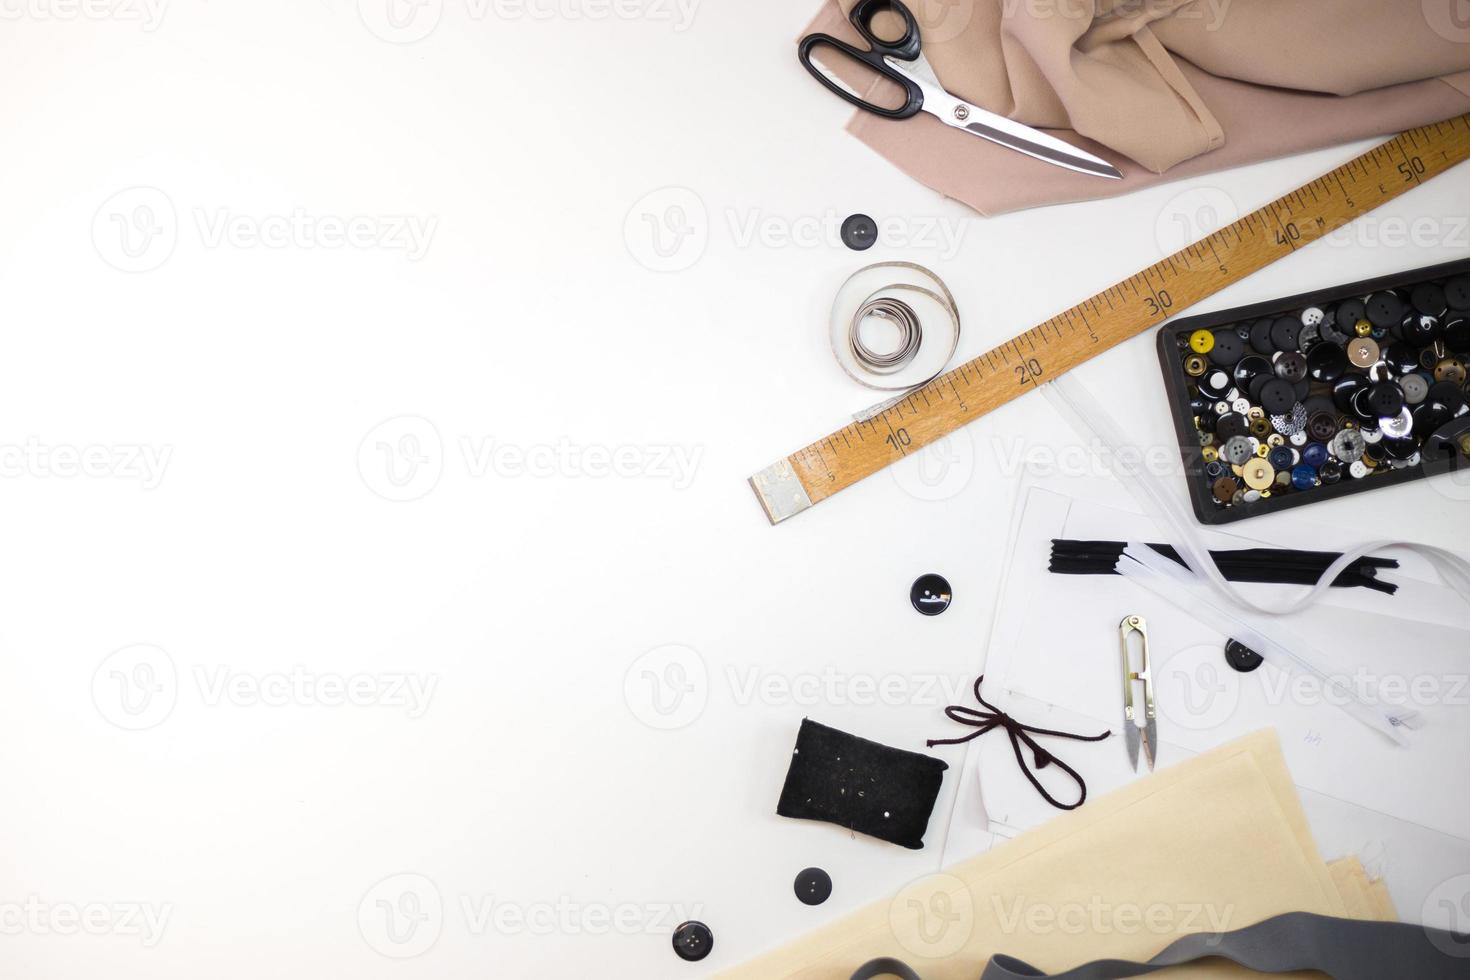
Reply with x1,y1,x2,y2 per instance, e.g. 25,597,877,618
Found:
1,1,1469,976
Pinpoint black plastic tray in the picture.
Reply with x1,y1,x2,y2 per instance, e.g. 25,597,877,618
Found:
1156,256,1470,525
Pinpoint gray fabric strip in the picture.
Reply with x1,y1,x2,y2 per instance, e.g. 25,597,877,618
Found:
849,912,1470,980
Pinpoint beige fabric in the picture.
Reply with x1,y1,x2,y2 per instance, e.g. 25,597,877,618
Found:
803,0,1470,214
1329,856,1398,923
719,730,1386,979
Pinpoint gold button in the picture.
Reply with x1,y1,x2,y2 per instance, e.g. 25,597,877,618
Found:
1242,458,1275,490
1184,354,1208,377
1201,446,1219,463
1354,319,1373,337
1435,358,1467,384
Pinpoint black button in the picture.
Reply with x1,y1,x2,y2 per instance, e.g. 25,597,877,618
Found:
1215,412,1249,440
1401,314,1441,347
1208,329,1244,367
1331,374,1368,413
1273,351,1307,382
1366,381,1405,418
1320,459,1343,484
840,214,878,251
1197,369,1232,400
1269,316,1301,352
1249,318,1276,354
1233,354,1271,390
911,574,952,615
1384,342,1420,376
1307,412,1337,442
794,867,832,906
672,921,713,962
1225,639,1263,673
1412,283,1448,317
1336,298,1366,331
1383,436,1418,461
1445,316,1470,354
1445,275,1470,311
1365,291,1406,328
1259,378,1296,415
1306,342,1347,383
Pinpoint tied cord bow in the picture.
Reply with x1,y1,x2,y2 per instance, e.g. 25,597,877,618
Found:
927,675,1111,811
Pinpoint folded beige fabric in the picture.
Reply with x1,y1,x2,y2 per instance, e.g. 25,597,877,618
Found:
719,730,1389,979
804,0,1470,214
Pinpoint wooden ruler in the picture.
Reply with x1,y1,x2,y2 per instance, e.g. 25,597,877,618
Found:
750,114,1470,524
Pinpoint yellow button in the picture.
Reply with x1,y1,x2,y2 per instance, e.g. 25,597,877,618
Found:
1189,330,1215,354
1242,458,1275,491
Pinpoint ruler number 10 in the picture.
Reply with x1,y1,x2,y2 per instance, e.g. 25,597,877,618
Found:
885,428,912,453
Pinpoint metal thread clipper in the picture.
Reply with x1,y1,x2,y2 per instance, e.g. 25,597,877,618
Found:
1119,615,1157,771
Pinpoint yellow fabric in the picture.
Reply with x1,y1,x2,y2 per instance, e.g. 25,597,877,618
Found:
720,730,1382,979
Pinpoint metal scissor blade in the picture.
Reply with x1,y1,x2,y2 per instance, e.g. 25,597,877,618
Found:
1144,719,1158,771
1125,724,1140,771
960,116,1123,179
888,59,1123,180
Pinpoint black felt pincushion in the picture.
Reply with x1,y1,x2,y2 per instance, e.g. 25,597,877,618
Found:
775,718,948,850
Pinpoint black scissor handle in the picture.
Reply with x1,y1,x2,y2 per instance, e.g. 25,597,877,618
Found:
797,0,925,120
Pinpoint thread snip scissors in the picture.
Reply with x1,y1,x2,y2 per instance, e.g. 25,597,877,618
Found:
1119,615,1157,771
798,0,1122,180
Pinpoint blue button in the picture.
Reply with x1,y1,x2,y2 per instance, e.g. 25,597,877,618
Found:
1302,442,1328,467
1291,464,1318,491
1267,446,1294,470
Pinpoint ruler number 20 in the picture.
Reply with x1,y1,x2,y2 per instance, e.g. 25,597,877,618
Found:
1015,358,1045,386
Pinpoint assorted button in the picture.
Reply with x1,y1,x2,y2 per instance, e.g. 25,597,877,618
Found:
840,213,878,251
1175,273,1470,514
910,574,952,615
794,867,832,906
672,920,714,962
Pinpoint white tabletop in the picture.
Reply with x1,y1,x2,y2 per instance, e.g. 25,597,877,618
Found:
1,3,1468,977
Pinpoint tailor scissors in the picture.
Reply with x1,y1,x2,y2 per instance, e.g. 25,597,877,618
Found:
1119,615,1157,771
798,0,1122,180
